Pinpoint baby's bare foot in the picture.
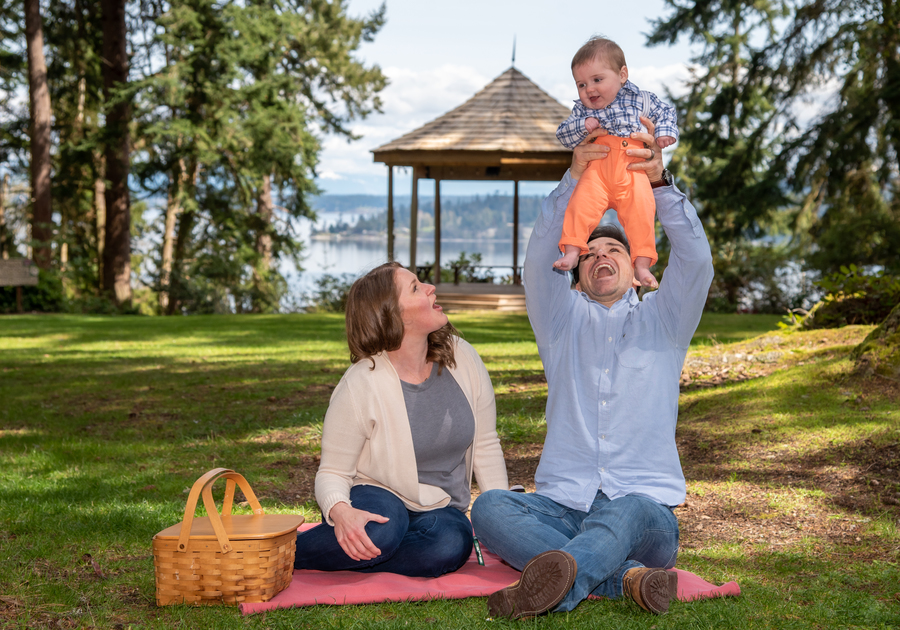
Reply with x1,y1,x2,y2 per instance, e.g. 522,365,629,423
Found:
635,266,658,289
553,251,581,271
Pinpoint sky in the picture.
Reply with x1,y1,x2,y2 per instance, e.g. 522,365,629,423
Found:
315,0,699,198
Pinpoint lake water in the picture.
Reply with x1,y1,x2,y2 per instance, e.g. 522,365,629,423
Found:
286,212,531,306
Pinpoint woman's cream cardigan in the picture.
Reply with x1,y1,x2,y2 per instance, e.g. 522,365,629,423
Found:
315,338,509,525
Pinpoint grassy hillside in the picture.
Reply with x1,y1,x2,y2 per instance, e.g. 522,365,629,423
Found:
1,312,897,629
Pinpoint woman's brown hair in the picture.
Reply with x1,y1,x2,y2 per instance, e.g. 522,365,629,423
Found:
345,262,459,371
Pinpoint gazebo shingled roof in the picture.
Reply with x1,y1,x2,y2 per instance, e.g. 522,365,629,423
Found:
371,67,574,284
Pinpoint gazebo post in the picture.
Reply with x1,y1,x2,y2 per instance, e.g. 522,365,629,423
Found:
513,180,520,285
434,179,441,284
387,165,394,262
409,170,419,274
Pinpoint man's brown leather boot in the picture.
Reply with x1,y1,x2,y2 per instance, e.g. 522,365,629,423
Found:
487,550,577,619
622,567,678,614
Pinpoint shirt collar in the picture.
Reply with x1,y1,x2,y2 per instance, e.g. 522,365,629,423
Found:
575,286,639,309
620,80,640,95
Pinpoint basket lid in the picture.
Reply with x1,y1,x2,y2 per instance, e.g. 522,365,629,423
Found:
153,513,305,541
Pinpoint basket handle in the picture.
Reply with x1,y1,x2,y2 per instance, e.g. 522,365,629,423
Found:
176,468,265,554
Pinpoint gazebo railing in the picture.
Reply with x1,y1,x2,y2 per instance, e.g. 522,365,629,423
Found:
415,264,523,286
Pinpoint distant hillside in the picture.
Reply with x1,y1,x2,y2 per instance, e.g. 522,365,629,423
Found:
309,195,390,214
311,194,545,240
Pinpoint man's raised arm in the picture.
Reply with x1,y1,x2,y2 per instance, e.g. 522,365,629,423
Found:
524,131,611,346
624,120,713,348
652,185,714,348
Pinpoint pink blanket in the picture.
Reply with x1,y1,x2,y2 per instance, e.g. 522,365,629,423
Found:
240,524,739,614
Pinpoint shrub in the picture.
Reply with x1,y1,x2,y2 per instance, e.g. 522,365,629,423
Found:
0,268,65,313
306,273,354,312
797,265,900,329
439,252,493,284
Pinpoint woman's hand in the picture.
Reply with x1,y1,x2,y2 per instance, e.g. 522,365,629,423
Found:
570,128,610,180
329,501,390,561
626,117,665,183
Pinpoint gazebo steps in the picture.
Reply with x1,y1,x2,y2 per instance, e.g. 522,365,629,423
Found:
434,284,526,312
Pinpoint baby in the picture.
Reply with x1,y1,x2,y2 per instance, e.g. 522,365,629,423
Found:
554,36,678,289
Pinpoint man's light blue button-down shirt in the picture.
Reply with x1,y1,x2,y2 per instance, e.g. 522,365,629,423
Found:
524,171,713,511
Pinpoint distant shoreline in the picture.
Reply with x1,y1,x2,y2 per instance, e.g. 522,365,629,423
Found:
311,233,529,244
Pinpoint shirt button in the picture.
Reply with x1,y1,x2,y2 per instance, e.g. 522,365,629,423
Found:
602,401,607,406
604,368,609,374
601,435,606,440
601,467,606,472
608,336,612,342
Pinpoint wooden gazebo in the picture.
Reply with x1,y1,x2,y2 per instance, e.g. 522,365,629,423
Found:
371,67,572,285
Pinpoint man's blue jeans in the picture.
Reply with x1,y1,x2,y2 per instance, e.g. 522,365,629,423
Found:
471,489,679,612
294,485,473,578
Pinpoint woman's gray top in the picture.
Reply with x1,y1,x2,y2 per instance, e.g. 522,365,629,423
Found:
400,362,476,511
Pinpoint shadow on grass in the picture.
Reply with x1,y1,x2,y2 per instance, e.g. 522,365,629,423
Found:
2,354,339,438
0,313,349,348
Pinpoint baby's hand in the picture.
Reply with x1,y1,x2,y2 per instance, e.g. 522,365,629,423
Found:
656,136,676,149
585,117,600,133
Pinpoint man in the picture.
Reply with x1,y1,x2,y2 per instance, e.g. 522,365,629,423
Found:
471,121,714,618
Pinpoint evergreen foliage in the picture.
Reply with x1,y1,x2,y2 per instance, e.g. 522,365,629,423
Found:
648,0,795,312
0,0,386,314
131,0,386,314
767,0,900,275
44,0,106,297
649,0,900,313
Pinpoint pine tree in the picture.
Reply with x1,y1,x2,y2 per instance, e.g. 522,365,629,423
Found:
45,0,107,294
652,0,900,288
0,1,28,261
134,0,386,314
768,0,900,275
24,0,54,269
648,0,795,311
101,0,132,304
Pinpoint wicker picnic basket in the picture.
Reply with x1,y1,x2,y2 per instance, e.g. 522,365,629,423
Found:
152,468,305,606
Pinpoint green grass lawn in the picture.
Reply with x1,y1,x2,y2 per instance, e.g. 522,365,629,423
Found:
1,312,897,629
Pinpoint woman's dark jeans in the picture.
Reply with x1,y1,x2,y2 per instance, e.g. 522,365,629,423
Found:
294,485,473,578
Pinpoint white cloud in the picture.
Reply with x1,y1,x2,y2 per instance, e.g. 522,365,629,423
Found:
380,64,489,121
316,64,490,193
628,63,693,100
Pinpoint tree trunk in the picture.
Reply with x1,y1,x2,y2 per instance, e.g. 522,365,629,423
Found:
252,173,274,313
167,208,196,316
94,155,106,290
159,180,181,312
159,158,193,312
24,0,53,270
0,174,8,259
101,0,132,304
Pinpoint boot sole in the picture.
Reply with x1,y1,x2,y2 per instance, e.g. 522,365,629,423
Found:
487,550,577,619
640,569,678,614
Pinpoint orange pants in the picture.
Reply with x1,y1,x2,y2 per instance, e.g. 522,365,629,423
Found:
559,135,657,265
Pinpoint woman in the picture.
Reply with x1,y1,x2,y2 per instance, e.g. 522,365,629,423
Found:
294,262,508,577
